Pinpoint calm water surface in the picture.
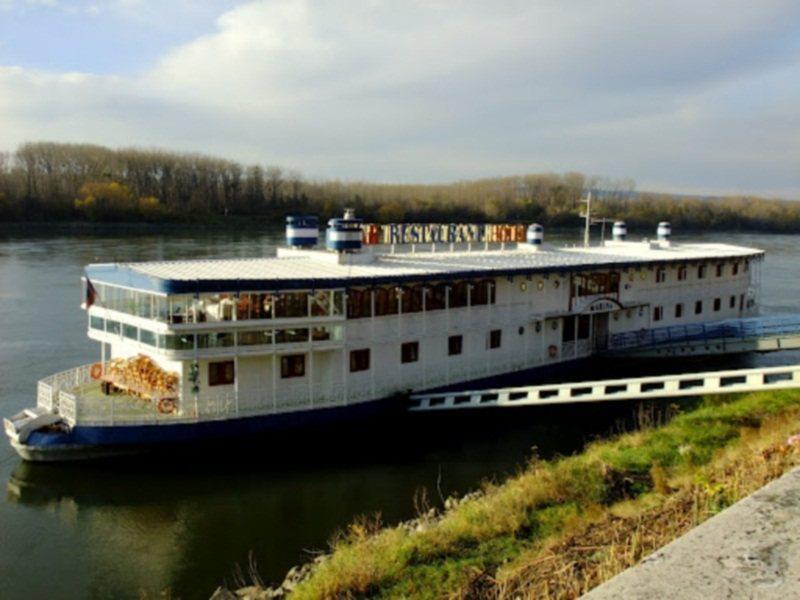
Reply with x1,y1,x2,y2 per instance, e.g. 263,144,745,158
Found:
1,227,799,599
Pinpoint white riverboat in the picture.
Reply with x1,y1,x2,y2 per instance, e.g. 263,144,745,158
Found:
4,211,763,461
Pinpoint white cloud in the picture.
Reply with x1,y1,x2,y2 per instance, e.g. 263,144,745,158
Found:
1,0,799,196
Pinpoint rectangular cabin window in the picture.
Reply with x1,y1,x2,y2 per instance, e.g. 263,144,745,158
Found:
107,320,121,335
350,348,370,372
716,264,724,277
730,295,736,309
714,298,721,312
281,354,305,378
572,272,621,296
562,317,575,342
90,316,104,330
160,333,195,351
140,330,156,346
311,327,331,341
448,335,463,356
169,295,193,324
695,300,703,315
208,360,235,386
236,293,273,320
401,286,425,313
732,263,740,276
577,315,591,340
274,292,309,319
374,286,400,316
424,284,447,311
653,306,663,321
401,341,419,363
488,329,502,349
449,282,468,308
471,280,495,306
697,265,707,279
675,304,684,318
275,328,309,344
197,332,235,349
123,324,138,340
238,330,272,346
677,266,687,281
656,269,666,283
309,290,332,317
347,288,372,319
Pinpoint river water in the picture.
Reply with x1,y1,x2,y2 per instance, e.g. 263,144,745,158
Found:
1,227,798,599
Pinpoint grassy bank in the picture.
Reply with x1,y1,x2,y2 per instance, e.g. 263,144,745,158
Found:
241,391,800,599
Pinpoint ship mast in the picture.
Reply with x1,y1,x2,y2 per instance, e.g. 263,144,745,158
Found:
582,190,592,247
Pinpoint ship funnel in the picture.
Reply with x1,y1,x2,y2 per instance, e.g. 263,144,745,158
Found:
326,208,363,253
612,221,627,241
526,223,544,246
285,215,319,248
657,221,671,241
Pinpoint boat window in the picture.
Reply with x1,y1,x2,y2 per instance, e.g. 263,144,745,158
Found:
90,316,104,330
160,333,194,351
169,295,193,324
656,269,667,283
401,342,419,363
280,354,305,378
236,293,274,320
729,295,736,308
577,315,590,340
449,282,469,308
123,324,138,340
716,264,724,277
401,285,424,313
275,328,309,344
309,290,332,317
311,327,331,341
698,265,707,279
695,300,703,315
107,320,121,335
374,286,400,316
239,330,272,346
488,329,502,349
714,298,721,311
347,288,372,319
275,292,309,318
471,280,495,306
197,332,235,348
425,284,447,311
677,266,687,281
571,272,619,297
350,348,370,372
448,335,463,356
653,306,663,321
140,330,157,346
209,360,235,386
675,303,684,318
332,290,346,317
562,317,575,342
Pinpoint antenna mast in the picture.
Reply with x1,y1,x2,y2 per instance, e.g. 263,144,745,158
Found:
581,190,592,247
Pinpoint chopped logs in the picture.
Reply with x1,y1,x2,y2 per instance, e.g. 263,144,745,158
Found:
106,354,179,399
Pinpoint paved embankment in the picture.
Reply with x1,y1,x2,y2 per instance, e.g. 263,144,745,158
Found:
584,467,800,599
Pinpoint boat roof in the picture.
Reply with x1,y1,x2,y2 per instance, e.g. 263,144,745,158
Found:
85,241,764,294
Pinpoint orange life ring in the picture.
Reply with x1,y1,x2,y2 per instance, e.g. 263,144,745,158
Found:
157,398,177,415
548,345,558,358
90,363,103,380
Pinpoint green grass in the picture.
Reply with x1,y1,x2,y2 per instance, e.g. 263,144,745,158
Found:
285,390,800,599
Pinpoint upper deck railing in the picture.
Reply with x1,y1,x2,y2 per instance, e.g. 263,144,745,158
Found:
608,315,800,351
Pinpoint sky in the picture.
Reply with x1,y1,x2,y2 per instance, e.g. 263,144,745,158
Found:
0,1,799,198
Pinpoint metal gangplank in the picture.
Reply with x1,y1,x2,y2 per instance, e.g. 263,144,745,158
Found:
409,363,800,412
604,315,800,358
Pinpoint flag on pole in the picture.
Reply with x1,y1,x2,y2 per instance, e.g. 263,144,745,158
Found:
84,277,98,309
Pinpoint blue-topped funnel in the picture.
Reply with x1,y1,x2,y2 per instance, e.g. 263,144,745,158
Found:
326,208,363,253
286,215,319,248
612,221,627,241
526,223,544,246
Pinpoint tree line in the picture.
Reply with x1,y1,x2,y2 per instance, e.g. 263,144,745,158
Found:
0,141,797,231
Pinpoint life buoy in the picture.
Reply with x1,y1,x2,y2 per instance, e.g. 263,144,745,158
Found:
157,398,177,415
548,345,558,358
90,363,103,380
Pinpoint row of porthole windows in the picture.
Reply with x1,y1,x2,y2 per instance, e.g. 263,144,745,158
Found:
279,330,506,379
652,295,743,322
89,316,343,350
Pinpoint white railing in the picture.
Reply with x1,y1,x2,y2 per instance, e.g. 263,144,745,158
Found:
37,363,95,412
59,391,77,425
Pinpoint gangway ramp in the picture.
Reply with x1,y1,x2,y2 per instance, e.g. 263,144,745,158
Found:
605,315,800,357
409,364,800,412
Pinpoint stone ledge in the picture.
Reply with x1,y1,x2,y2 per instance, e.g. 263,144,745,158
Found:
583,467,800,599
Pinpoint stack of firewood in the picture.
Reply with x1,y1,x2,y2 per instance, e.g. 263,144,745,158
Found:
107,354,178,396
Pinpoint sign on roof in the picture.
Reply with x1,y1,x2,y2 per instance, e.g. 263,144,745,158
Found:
361,223,528,245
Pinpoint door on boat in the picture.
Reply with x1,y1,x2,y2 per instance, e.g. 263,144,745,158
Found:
592,313,610,351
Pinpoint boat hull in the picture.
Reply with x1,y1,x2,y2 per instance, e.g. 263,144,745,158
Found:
9,358,589,462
